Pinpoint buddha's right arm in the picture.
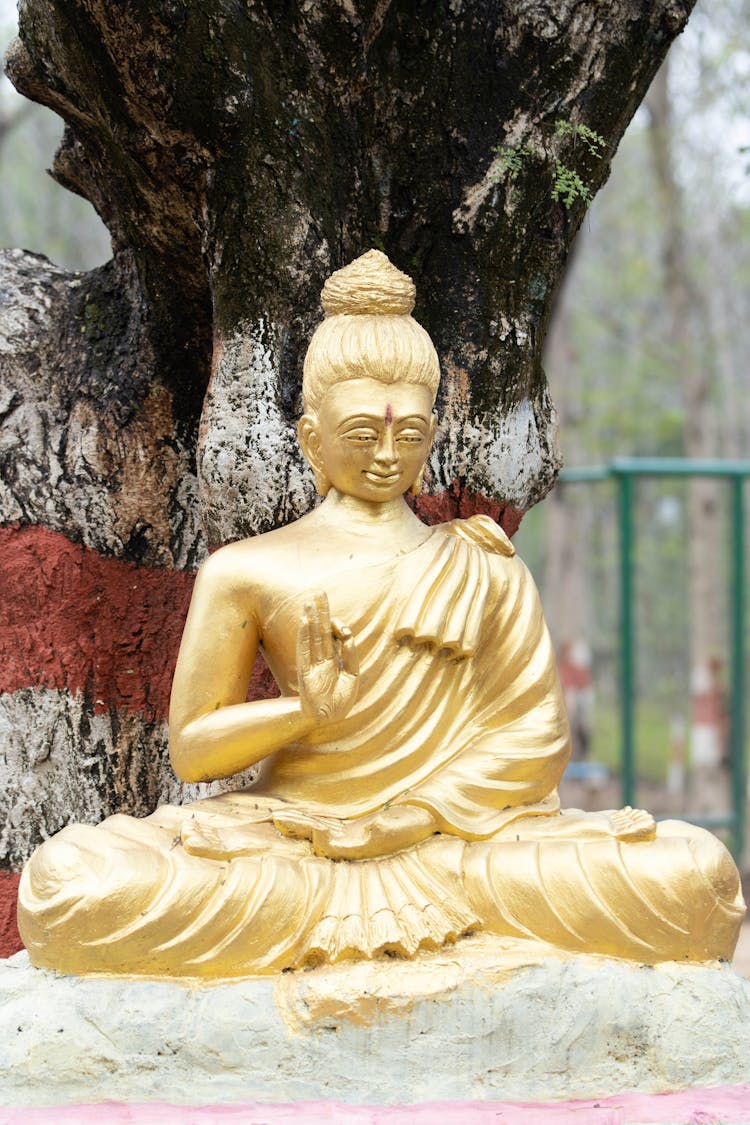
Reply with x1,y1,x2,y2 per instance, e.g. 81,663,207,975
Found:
169,697,317,783
168,550,317,784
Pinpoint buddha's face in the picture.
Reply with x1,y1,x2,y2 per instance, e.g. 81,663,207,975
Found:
299,378,436,503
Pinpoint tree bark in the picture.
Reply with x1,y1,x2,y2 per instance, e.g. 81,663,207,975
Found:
0,0,695,866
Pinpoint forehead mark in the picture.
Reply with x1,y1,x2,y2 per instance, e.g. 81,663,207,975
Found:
385,403,393,425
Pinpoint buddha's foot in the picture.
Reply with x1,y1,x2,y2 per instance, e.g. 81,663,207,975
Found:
181,820,294,859
272,808,339,844
275,805,438,860
609,806,657,842
517,807,658,842
181,822,257,859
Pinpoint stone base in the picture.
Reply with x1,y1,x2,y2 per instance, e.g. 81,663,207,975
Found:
3,937,750,1107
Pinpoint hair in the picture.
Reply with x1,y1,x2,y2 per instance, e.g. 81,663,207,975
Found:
302,249,441,414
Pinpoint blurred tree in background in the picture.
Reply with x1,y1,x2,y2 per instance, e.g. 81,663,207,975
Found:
0,4,109,269
517,0,750,798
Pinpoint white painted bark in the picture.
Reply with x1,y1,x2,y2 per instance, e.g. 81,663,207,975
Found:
198,322,315,543
0,686,260,868
431,390,561,510
0,688,177,867
197,319,562,544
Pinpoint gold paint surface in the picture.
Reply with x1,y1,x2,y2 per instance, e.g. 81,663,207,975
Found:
18,250,745,979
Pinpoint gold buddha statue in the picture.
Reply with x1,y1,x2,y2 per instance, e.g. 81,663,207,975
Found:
18,250,744,978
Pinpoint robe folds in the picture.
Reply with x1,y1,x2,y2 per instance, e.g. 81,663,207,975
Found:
18,517,744,977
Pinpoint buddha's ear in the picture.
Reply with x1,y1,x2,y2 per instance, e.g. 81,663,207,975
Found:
297,414,330,496
429,412,438,442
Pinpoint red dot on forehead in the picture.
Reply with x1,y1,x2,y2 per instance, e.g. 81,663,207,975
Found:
385,404,393,424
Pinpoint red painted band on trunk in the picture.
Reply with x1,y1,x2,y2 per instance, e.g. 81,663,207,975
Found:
411,483,524,536
0,525,194,718
0,872,22,958
0,491,518,716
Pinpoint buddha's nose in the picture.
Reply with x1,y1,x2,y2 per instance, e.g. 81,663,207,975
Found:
374,430,397,464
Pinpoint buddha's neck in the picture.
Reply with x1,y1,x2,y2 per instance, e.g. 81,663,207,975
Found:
319,490,428,545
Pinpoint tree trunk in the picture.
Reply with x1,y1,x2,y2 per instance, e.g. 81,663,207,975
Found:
0,0,695,867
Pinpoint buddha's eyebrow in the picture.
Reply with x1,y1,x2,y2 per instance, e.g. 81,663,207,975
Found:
338,414,383,428
337,412,429,430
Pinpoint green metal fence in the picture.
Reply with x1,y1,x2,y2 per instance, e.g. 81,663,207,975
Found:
558,458,750,861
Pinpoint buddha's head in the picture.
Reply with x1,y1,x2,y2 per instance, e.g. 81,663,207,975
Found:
299,250,440,502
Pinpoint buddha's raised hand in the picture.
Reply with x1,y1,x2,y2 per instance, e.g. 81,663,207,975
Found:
297,592,359,724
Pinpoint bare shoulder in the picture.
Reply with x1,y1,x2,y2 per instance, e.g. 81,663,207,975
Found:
196,511,320,599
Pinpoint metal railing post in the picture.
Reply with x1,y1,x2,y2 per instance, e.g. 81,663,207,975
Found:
729,476,746,862
617,469,636,809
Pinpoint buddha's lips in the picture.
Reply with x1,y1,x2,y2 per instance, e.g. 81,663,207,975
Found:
363,470,400,484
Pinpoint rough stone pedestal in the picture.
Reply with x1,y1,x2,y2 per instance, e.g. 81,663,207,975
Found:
2,937,750,1107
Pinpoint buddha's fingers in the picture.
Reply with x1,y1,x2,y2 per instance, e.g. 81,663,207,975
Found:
304,599,325,663
342,637,359,679
306,593,334,663
331,617,359,678
296,613,313,673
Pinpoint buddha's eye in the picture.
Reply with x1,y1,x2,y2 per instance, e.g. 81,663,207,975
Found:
344,429,378,443
396,430,425,444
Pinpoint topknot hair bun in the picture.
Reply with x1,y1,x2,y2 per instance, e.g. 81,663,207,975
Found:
321,249,416,317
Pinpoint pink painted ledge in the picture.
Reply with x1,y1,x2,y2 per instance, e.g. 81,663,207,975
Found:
2,1088,750,1125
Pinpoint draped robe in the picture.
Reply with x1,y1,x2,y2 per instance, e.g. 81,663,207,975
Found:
18,517,744,977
